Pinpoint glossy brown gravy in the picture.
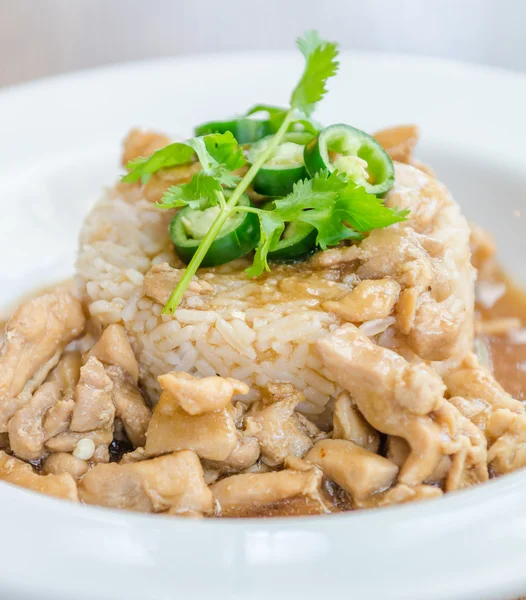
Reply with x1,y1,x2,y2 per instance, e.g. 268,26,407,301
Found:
476,271,526,400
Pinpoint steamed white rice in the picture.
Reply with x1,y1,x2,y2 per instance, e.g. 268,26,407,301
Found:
76,186,354,415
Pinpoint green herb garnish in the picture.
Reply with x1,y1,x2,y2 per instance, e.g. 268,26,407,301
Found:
122,30,407,314
244,171,408,277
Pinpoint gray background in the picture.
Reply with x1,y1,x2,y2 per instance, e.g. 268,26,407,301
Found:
1,0,526,87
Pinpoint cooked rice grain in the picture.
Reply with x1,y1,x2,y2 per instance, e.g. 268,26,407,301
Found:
76,190,352,414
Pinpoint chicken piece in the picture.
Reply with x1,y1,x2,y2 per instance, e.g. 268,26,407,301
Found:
211,461,332,517
315,163,474,365
42,399,75,438
121,128,171,167
145,387,237,461
382,163,474,362
333,392,380,452
70,357,115,433
7,382,61,460
316,324,488,488
144,162,202,203
444,362,526,475
45,428,113,453
120,447,147,465
306,439,398,501
395,287,419,335
79,450,213,515
203,432,260,476
45,351,82,399
143,263,212,306
158,371,248,416
87,324,139,384
373,124,419,164
0,450,77,501
106,367,151,447
323,279,400,323
244,383,314,467
88,325,150,446
43,453,88,480
293,412,325,441
0,293,85,430
445,363,524,420
357,483,443,509
384,434,451,486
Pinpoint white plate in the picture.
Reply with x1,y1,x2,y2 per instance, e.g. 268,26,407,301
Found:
1,52,526,600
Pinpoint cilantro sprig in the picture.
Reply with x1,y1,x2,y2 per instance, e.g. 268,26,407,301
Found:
125,31,340,313
122,31,407,314
241,171,408,278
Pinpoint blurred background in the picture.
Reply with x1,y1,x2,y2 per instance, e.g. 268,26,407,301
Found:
1,0,526,87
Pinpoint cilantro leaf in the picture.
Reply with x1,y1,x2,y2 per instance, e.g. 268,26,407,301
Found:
290,31,339,116
122,131,245,187
336,184,410,233
122,142,195,184
245,210,285,279
157,173,223,210
149,132,246,210
273,171,407,249
188,131,246,173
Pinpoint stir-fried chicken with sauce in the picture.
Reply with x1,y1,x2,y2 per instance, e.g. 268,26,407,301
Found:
1,124,526,519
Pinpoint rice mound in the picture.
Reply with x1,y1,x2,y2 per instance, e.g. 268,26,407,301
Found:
76,186,356,415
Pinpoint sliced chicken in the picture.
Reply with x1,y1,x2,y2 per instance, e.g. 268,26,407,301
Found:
45,428,113,455
244,383,314,467
42,453,88,480
42,399,75,438
306,439,398,501
0,450,77,501
444,361,526,475
0,293,85,430
45,350,82,399
70,357,115,433
211,460,332,517
316,324,488,488
203,432,260,476
312,163,474,366
145,386,237,461
106,367,151,447
323,279,400,323
333,392,380,453
79,450,213,515
357,483,443,509
87,324,139,384
88,325,150,446
143,263,212,305
7,382,61,460
158,371,248,416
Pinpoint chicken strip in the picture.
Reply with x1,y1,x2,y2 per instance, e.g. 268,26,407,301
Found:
312,163,474,367
0,450,77,501
316,324,488,488
0,293,85,430
7,381,61,460
70,357,115,433
211,460,332,517
88,324,151,447
244,383,317,467
79,450,213,515
445,360,526,475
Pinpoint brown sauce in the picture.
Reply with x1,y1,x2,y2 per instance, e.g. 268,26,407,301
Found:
476,270,526,400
